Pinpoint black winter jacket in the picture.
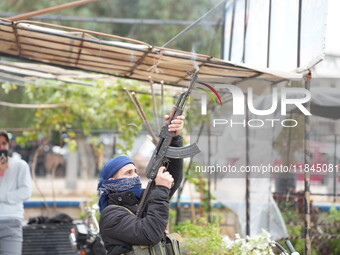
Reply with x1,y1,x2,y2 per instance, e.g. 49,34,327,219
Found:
99,136,183,255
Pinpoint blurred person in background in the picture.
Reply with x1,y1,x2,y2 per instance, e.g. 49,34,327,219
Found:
0,130,32,255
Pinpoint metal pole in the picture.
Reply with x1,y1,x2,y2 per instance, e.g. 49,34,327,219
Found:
333,134,337,203
112,135,116,158
149,78,160,133
297,0,303,68
286,112,296,192
124,89,158,145
214,137,219,190
161,81,164,120
0,12,219,26
266,0,272,68
242,0,248,63
304,72,312,255
7,0,100,21
207,119,212,223
245,92,250,236
228,0,237,61
175,122,205,225
220,1,227,59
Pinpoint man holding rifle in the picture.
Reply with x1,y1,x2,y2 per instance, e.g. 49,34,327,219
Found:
98,115,185,255
99,71,199,255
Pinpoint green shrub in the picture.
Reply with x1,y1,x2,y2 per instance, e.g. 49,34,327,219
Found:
175,219,279,255
175,218,225,255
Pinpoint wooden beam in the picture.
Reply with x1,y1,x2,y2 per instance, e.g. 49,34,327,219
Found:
7,0,100,21
0,101,64,109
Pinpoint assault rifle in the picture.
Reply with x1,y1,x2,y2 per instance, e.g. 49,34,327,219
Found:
136,70,201,217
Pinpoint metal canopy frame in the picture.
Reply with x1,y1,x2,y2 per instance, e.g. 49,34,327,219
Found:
0,19,301,89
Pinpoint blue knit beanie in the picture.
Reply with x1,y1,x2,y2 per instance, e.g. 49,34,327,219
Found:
97,155,135,213
100,155,134,181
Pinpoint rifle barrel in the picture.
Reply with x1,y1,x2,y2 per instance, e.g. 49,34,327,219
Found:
179,70,199,108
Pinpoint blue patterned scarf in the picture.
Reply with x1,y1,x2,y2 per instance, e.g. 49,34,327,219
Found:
98,176,142,213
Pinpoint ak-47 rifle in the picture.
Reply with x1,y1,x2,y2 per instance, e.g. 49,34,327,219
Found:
136,70,201,217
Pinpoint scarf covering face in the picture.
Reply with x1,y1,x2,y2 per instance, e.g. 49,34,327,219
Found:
98,155,141,213
101,176,142,194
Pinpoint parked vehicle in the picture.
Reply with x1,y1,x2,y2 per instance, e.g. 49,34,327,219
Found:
69,205,106,255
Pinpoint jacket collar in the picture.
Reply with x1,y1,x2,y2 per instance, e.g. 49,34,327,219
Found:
108,190,142,214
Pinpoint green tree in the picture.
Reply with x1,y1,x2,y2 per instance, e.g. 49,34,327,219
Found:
1,78,155,153
0,83,35,128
